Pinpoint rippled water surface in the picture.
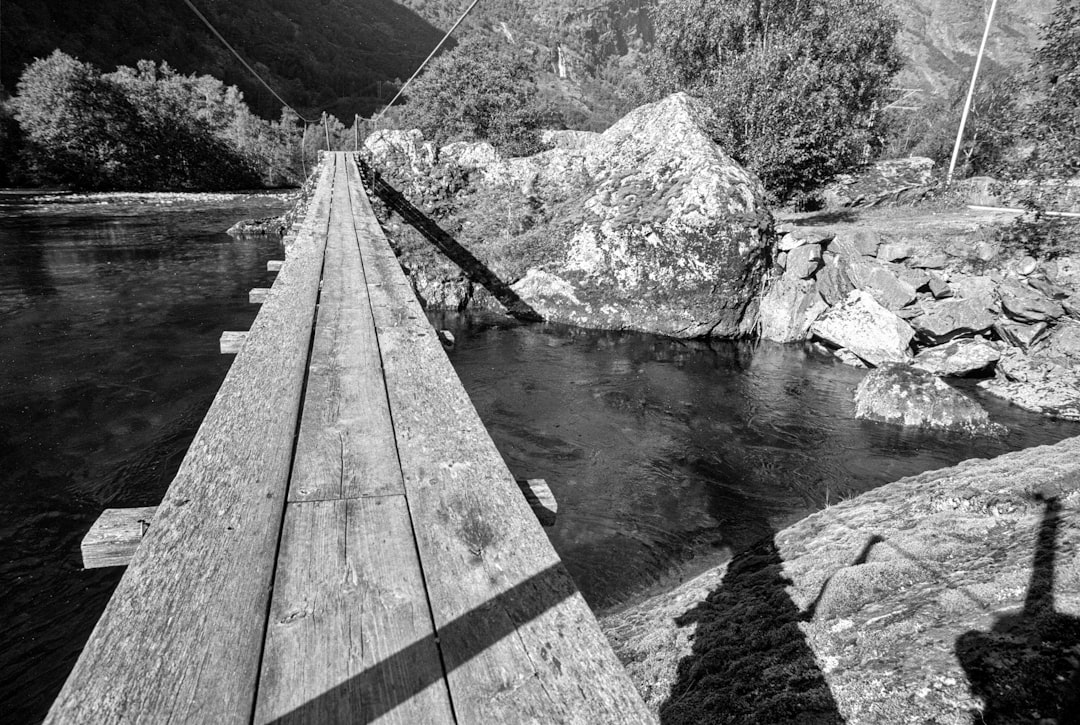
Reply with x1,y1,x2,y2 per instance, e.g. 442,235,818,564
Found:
0,191,291,722
431,311,1080,612
4,194,1080,722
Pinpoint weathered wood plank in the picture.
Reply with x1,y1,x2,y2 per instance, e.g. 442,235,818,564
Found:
254,497,453,724
220,330,248,354
346,155,654,723
81,506,158,569
287,163,402,502
249,287,271,304
267,259,284,272
46,157,338,724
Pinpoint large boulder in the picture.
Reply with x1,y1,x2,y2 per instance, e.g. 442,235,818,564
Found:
497,92,773,337
810,290,915,365
854,364,1004,434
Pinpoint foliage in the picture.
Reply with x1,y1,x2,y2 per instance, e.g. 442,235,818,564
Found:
647,0,903,201
400,37,560,156
992,215,1080,261
10,51,331,190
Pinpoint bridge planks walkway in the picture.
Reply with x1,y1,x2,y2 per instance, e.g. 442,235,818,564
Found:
48,153,653,724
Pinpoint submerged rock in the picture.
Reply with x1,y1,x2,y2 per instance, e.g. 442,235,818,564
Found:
854,364,1004,434
226,215,285,237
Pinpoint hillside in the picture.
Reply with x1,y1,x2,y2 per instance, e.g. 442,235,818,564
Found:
0,0,446,120
0,0,1055,125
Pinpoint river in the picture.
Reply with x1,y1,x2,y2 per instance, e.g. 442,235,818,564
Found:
2,192,1079,721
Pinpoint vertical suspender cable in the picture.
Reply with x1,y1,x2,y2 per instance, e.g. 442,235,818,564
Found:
322,112,331,152
947,0,999,185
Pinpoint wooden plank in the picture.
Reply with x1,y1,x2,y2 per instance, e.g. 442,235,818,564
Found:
267,259,284,272
287,162,402,502
81,506,157,569
254,497,453,723
345,155,654,723
220,330,248,354
46,156,338,724
249,287,271,304
516,479,557,527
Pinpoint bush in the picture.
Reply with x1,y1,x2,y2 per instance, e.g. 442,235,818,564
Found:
648,0,902,201
399,37,560,156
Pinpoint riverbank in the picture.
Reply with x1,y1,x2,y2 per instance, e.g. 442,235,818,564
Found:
602,432,1080,723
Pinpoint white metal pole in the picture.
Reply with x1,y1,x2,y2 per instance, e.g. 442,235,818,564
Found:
947,0,999,185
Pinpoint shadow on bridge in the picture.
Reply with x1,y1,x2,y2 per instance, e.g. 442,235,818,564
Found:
266,562,576,723
956,494,1080,723
357,157,543,323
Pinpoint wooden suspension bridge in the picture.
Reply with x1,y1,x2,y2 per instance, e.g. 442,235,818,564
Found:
47,153,654,723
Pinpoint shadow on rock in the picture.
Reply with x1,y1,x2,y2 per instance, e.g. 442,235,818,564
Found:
661,535,844,724
956,495,1080,724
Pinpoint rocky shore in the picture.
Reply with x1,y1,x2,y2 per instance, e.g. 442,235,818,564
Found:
601,435,1080,723
761,209,1080,425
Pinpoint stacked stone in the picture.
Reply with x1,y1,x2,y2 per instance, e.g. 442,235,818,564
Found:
760,223,1080,424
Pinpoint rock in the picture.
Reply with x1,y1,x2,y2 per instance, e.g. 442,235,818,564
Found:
540,129,599,150
778,227,833,251
847,262,917,310
955,175,1002,206
829,228,881,260
1027,276,1070,300
365,129,437,175
815,261,855,306
994,319,1051,350
912,339,1001,376
810,291,915,366
1064,295,1080,320
1017,255,1038,276
834,348,868,367
895,267,931,290
785,243,823,280
758,277,828,343
1031,321,1080,365
910,252,948,269
495,93,773,338
927,274,953,299
854,364,1003,434
949,276,998,310
821,157,935,209
439,140,500,169
877,241,914,262
775,251,788,269
973,241,999,262
978,376,1080,420
998,281,1065,323
436,329,456,348
908,299,996,343
226,215,285,236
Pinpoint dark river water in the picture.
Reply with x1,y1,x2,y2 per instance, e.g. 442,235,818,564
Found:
3,193,1079,722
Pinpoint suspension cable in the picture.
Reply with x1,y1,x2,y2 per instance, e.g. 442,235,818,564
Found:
181,0,316,124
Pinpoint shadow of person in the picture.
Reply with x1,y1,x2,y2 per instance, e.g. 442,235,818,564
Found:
660,534,844,724
956,495,1080,724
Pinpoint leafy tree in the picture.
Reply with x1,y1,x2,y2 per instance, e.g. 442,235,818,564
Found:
399,37,559,156
14,50,143,188
648,0,903,201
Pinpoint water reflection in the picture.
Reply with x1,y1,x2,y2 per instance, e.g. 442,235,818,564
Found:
431,311,1080,611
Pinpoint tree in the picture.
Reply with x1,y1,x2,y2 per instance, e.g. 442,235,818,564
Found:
648,0,903,201
14,50,143,188
1018,0,1080,177
399,37,558,156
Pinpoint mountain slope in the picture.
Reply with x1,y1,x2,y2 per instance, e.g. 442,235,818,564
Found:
0,0,446,120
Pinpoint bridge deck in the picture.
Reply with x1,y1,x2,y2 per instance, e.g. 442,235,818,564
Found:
47,153,652,723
